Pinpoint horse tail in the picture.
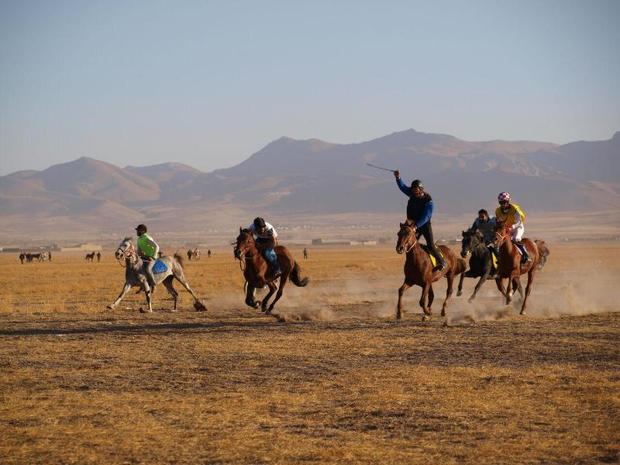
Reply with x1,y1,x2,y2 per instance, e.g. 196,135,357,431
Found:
290,261,309,287
174,252,184,269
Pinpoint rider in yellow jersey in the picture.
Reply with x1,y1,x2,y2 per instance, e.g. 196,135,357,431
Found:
494,192,530,264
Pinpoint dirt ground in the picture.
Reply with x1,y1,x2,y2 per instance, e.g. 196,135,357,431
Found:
1,242,619,464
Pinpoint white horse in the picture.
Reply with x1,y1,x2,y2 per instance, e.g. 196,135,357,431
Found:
108,237,207,313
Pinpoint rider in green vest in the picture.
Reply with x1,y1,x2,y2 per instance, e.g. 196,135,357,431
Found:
136,224,160,287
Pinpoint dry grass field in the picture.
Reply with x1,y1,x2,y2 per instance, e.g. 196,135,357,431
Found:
1,242,619,464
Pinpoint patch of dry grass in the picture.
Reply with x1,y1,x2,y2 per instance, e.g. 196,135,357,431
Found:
0,244,619,464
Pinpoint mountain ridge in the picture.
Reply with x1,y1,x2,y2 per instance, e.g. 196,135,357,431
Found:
1,129,618,239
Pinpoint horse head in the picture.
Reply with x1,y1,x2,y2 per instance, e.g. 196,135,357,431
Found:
460,229,483,258
115,237,137,262
396,221,417,254
492,221,511,248
234,228,255,259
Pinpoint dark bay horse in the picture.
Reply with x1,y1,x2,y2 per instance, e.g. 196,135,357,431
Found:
457,228,507,302
396,222,466,320
234,228,309,314
492,223,539,314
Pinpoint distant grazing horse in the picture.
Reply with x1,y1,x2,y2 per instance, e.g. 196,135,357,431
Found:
85,252,96,261
457,228,507,302
492,222,539,315
108,237,207,313
187,248,201,261
396,222,466,320
535,239,550,270
234,228,309,314
29,253,43,262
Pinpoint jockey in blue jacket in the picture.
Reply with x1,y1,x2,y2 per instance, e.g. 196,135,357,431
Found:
394,171,446,271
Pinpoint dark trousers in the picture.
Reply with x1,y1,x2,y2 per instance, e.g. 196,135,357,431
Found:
415,223,444,264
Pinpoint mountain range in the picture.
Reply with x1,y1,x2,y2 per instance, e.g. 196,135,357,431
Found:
1,129,619,241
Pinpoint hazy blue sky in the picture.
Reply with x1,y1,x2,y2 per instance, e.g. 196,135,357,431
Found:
1,0,619,175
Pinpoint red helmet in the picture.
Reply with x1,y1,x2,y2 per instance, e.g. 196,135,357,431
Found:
498,192,511,203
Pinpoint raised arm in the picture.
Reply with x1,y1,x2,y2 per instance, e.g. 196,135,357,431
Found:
395,176,411,197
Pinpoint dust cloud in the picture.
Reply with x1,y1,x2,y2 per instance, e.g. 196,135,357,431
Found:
251,263,618,324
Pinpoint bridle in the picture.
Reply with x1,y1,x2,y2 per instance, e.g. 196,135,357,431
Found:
399,224,418,254
493,225,510,247
233,231,256,272
115,240,137,267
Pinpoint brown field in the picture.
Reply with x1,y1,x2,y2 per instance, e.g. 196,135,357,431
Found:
1,242,619,464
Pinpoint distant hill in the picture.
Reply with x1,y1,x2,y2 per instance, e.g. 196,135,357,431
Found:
1,129,618,240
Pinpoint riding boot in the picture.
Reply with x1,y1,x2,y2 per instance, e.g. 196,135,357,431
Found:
431,250,446,272
516,242,530,264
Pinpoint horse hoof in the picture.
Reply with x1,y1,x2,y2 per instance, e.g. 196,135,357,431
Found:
107,305,114,310
456,291,462,297
139,308,152,313
520,310,526,315
422,314,431,321
441,310,446,317
193,301,207,312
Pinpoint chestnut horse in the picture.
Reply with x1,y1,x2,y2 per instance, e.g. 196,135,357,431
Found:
492,222,539,314
234,228,309,314
396,222,466,320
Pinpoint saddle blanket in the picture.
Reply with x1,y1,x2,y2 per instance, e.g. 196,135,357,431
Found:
421,244,443,268
152,259,168,274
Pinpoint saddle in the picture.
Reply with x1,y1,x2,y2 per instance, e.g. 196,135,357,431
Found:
420,244,443,268
152,259,168,274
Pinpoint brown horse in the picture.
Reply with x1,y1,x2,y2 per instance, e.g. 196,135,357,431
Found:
234,228,309,314
395,222,466,320
492,222,540,314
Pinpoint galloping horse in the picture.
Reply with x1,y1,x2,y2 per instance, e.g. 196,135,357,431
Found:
234,228,309,314
396,222,466,320
492,222,539,314
457,228,502,302
108,237,206,313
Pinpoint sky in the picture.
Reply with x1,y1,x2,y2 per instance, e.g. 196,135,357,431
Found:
1,0,619,175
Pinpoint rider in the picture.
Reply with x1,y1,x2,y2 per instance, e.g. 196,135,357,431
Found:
248,217,282,279
494,192,530,264
394,171,446,272
135,224,160,287
470,209,496,244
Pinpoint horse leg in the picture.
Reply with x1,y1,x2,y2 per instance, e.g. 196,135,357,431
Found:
141,283,153,313
245,284,260,309
469,269,489,302
262,281,278,313
268,274,288,312
457,271,465,297
495,277,508,303
428,285,435,315
108,283,131,309
173,271,205,310
163,276,178,311
441,275,453,317
397,282,411,320
420,282,431,320
520,269,536,315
